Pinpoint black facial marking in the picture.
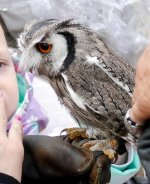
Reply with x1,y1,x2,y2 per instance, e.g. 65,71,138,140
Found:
58,31,76,72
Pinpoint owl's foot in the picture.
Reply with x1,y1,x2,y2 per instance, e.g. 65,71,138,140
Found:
62,128,118,161
82,138,118,161
62,128,88,140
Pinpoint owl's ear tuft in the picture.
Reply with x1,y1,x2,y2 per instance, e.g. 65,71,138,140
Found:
24,20,37,31
55,19,81,30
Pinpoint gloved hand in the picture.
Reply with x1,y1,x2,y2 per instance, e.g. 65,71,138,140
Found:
63,135,111,184
22,135,111,184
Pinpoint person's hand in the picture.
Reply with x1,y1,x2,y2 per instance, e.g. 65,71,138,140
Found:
130,45,150,124
0,93,24,182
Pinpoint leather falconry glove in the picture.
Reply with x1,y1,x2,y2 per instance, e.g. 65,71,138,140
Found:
21,135,111,184
63,135,126,184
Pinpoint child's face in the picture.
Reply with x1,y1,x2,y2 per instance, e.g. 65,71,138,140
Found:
0,26,19,120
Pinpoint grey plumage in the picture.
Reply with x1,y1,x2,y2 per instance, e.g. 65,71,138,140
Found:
18,19,136,143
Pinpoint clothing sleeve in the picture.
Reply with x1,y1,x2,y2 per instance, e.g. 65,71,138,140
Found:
110,143,141,184
0,173,20,184
138,121,150,183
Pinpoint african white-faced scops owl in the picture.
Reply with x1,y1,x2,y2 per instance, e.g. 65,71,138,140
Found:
18,19,136,159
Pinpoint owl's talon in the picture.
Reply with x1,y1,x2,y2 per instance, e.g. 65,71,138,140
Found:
61,128,88,140
82,137,119,162
103,149,117,161
111,153,118,164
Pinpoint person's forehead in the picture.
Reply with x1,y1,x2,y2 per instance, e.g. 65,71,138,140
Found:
0,26,8,47
0,25,4,36
0,25,11,62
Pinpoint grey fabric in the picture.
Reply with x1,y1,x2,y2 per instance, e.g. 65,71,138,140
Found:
0,3,35,47
138,122,150,183
0,5,33,38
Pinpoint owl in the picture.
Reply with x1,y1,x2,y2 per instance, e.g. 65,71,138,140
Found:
18,19,136,160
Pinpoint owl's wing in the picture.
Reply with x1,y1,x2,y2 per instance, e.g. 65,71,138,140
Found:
50,75,127,141
89,39,135,95
50,77,109,131
58,52,135,140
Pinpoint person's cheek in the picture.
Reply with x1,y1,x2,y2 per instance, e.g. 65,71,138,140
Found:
6,93,18,120
4,73,19,120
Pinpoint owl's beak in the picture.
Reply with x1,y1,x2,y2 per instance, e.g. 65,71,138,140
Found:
29,68,33,73
30,68,39,76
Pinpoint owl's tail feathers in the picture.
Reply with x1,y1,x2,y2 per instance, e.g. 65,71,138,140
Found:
121,132,138,145
122,120,144,145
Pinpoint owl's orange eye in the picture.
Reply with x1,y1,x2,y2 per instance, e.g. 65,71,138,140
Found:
36,43,52,53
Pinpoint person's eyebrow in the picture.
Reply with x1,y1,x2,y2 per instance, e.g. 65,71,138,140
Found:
0,58,8,63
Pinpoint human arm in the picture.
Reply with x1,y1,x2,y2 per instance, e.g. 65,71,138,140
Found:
125,45,150,183
129,45,150,124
